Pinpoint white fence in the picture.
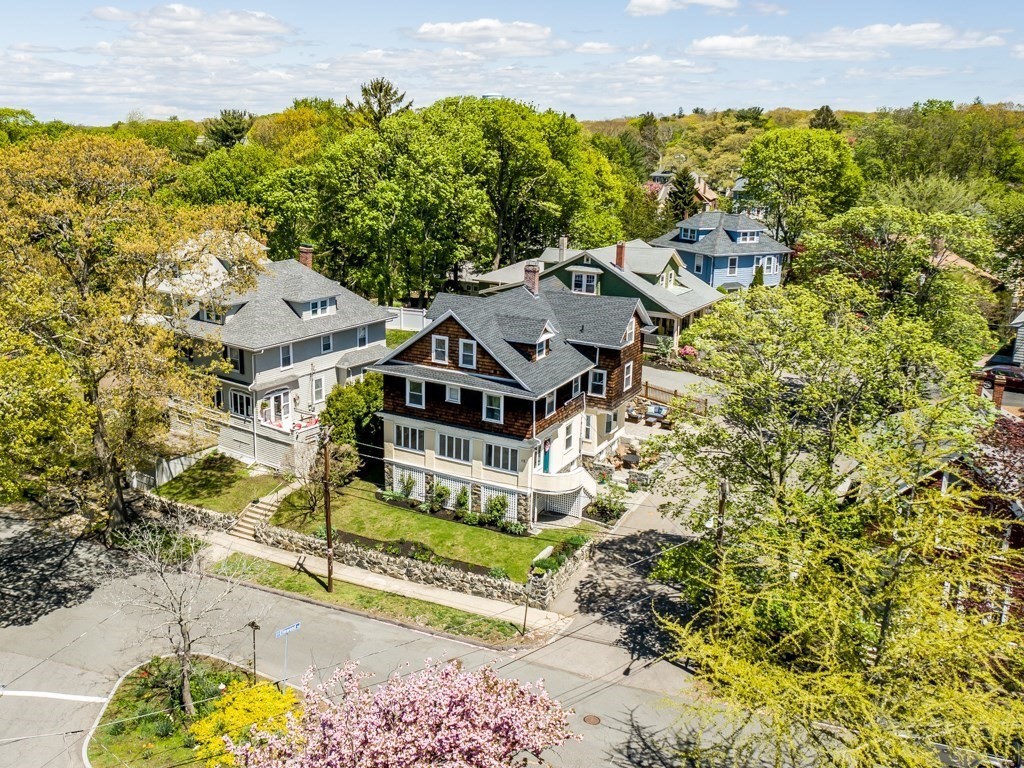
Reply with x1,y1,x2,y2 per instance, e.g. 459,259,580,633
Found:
386,307,428,332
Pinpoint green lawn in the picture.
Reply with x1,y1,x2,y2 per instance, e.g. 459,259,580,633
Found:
271,479,597,582
155,453,284,515
386,328,417,348
87,657,248,768
216,553,520,644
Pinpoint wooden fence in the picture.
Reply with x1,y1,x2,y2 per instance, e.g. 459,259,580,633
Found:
640,381,709,415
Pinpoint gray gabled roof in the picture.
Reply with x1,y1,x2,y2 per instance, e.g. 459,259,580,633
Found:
651,212,791,258
584,240,677,276
376,277,649,397
1011,311,1024,328
183,259,390,350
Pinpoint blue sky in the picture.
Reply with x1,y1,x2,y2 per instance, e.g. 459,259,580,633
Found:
2,0,1022,124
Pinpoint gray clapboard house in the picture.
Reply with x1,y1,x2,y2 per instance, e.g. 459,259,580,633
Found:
170,251,390,469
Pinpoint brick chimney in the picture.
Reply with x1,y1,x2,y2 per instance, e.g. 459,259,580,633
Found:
524,261,541,296
615,240,626,270
994,374,1007,410
558,235,568,261
298,244,314,269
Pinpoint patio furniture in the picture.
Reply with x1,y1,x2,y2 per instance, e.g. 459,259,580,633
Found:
622,453,640,469
625,404,641,423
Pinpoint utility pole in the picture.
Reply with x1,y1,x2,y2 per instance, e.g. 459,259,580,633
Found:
713,478,728,629
521,579,532,636
246,620,260,685
322,425,335,593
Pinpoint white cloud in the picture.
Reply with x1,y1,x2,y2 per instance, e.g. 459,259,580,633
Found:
412,18,566,56
626,0,738,17
575,41,618,54
689,22,1005,61
752,2,788,15
846,65,951,80
1013,44,1024,58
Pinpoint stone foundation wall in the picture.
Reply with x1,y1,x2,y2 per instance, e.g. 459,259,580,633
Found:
138,491,236,532
254,520,594,609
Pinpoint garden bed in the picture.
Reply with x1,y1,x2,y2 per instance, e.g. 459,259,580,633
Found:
87,656,249,768
155,453,283,515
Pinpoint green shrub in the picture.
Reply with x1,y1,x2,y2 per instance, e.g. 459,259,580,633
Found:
564,534,589,549
455,487,469,513
431,485,450,513
153,716,175,738
533,556,560,572
484,495,508,526
380,489,405,503
587,490,627,523
498,519,527,536
399,473,416,499
488,567,510,580
462,510,480,526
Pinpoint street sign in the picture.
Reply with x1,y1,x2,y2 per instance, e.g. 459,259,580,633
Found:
275,622,301,638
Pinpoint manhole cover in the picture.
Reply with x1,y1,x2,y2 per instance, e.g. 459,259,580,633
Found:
582,715,601,726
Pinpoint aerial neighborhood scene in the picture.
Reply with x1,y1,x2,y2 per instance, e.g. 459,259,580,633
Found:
4,1,1024,766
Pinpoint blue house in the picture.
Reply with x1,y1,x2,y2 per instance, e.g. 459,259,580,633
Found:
650,211,791,292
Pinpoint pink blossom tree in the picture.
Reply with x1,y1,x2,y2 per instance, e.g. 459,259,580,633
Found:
226,660,578,767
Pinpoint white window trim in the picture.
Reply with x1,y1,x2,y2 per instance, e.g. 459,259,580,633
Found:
572,273,598,295
625,319,635,345
437,433,472,464
572,376,582,397
406,378,425,409
624,361,634,391
321,334,333,354
459,339,477,369
693,255,702,274
394,424,424,453
446,385,461,403
225,346,241,372
727,256,738,276
280,343,293,370
590,368,607,398
536,340,547,359
584,414,593,441
312,376,326,404
357,325,368,349
432,335,449,364
310,299,329,317
484,444,518,474
483,393,504,424
544,392,556,417
564,421,573,450
229,390,252,419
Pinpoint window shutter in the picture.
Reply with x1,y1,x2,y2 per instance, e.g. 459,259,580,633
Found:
239,350,245,375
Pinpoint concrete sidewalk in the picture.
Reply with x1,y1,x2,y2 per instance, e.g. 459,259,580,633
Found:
199,530,569,634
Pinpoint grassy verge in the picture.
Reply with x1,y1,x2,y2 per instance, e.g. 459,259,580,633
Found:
216,553,520,644
271,479,597,582
155,453,283,515
87,657,248,768
386,328,417,348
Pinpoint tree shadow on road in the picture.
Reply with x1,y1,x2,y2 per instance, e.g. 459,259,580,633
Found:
0,521,121,627
574,530,694,662
607,709,764,768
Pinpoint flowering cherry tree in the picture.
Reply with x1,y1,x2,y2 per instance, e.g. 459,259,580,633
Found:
226,660,577,767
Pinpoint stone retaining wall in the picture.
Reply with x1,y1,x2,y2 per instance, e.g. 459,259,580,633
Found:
254,520,593,609
137,491,236,532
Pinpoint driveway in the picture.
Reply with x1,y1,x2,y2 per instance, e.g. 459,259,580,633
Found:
0,517,697,768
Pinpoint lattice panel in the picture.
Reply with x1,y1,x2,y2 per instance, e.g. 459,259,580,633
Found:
481,484,519,523
434,473,471,510
536,489,586,518
392,466,425,501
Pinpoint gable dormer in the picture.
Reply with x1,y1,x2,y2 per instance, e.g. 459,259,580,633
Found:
680,226,711,242
731,229,761,243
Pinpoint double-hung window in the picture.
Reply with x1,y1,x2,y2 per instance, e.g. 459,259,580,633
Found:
572,273,597,295
438,433,471,463
564,422,574,450
357,325,368,348
584,414,593,441
280,344,292,369
459,339,477,369
394,424,424,452
727,256,738,276
313,376,325,403
310,299,329,317
572,376,582,397
694,255,703,274
446,385,460,403
536,340,547,359
625,320,635,345
229,391,252,418
765,255,777,274
590,369,607,397
484,444,518,473
544,392,556,417
432,335,448,364
605,410,618,433
624,361,634,390
406,379,425,408
483,393,503,423
321,334,333,354
225,346,242,373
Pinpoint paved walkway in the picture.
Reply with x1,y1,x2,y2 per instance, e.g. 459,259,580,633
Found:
199,530,569,634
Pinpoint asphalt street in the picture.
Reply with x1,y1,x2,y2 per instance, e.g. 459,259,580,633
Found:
0,518,697,768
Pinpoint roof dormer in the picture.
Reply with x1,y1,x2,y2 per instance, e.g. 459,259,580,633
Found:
732,230,761,243
306,297,336,319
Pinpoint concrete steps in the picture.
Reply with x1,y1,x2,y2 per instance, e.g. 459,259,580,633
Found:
231,499,277,542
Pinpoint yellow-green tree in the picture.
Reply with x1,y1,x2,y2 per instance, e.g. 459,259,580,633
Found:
0,134,263,530
190,681,296,767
